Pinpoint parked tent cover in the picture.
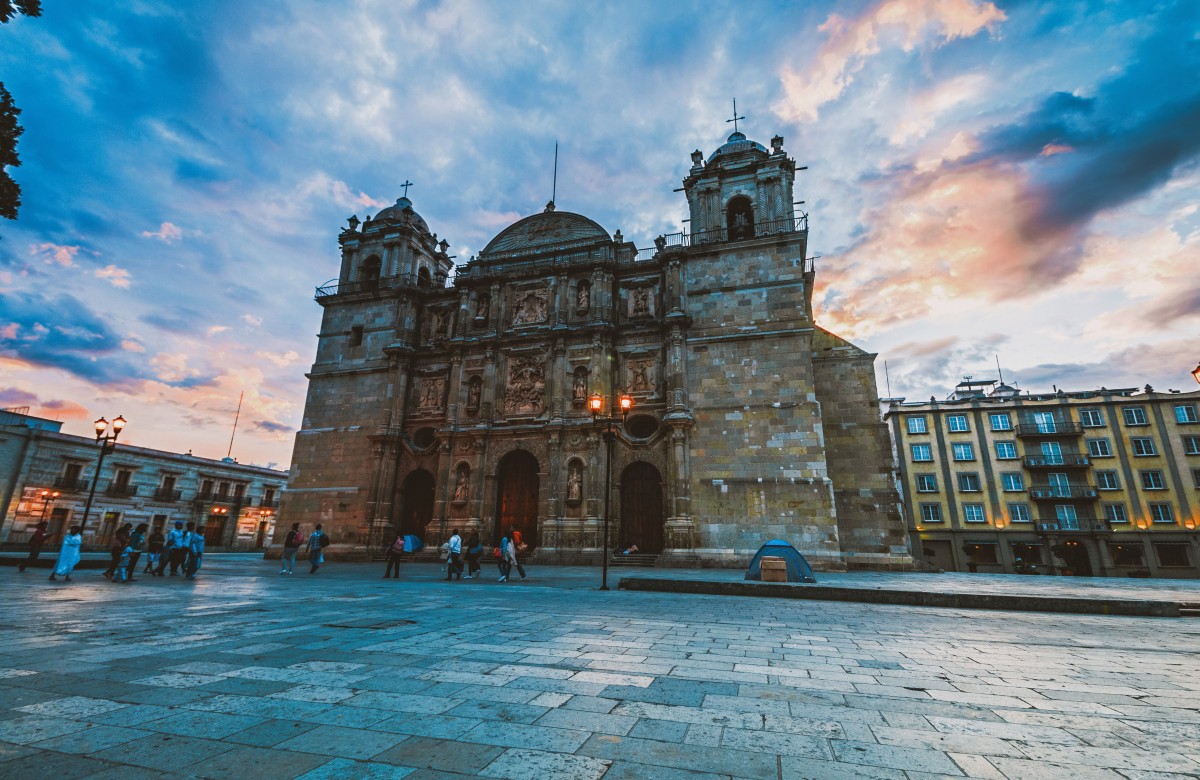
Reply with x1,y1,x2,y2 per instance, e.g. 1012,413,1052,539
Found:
744,539,817,583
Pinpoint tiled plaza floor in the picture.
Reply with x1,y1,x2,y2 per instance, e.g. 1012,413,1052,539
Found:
1,558,1199,779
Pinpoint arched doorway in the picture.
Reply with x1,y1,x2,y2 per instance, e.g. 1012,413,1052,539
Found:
495,450,539,549
1053,539,1094,576
399,469,435,541
726,196,755,240
619,461,664,554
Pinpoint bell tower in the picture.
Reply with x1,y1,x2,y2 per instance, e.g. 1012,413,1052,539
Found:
682,131,797,241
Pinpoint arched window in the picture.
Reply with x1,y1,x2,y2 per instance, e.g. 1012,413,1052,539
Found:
417,267,432,289
361,256,381,289
726,196,754,241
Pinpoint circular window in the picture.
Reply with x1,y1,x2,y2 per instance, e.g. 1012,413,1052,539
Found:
412,427,437,449
626,415,659,439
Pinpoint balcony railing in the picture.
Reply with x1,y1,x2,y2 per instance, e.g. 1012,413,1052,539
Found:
194,491,240,504
1029,485,1099,500
657,215,810,250
1023,454,1090,468
258,497,279,508
1017,422,1083,437
1037,518,1109,533
314,273,427,300
53,476,89,492
153,488,184,502
104,482,139,497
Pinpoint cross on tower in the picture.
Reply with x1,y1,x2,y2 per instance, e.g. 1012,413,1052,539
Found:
726,98,745,133
400,179,413,198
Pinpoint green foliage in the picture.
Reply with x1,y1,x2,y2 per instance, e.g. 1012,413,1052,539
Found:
1,0,40,219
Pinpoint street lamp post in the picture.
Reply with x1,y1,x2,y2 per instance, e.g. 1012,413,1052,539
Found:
590,392,633,591
39,490,60,520
78,415,126,536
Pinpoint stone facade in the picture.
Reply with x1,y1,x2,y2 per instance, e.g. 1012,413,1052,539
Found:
279,130,913,569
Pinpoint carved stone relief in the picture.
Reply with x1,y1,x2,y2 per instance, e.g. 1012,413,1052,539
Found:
626,356,657,395
511,288,549,325
625,285,656,319
503,355,545,416
417,376,446,410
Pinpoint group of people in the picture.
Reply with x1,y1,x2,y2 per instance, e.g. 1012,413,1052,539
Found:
382,526,528,582
34,519,208,583
279,522,329,574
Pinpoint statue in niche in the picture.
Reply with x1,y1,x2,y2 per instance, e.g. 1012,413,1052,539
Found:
502,356,545,415
420,377,444,408
512,289,548,325
475,294,489,321
425,309,445,342
576,283,590,311
453,468,469,503
466,378,481,411
632,288,650,317
629,360,655,394
572,370,587,402
567,465,582,503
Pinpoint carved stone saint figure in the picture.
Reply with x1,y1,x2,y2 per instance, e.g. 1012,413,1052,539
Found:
567,466,582,502
512,289,548,325
475,294,489,320
453,469,469,503
632,288,650,317
576,283,589,310
572,371,587,401
420,377,444,408
503,356,545,415
629,360,655,394
467,379,481,410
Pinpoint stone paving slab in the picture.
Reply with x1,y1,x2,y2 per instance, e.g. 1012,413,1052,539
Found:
2,559,1200,778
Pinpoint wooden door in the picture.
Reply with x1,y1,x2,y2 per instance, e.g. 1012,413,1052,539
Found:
619,462,664,554
496,451,539,549
399,469,435,540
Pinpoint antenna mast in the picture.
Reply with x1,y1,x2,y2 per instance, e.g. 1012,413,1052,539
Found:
884,361,892,398
552,141,558,206
226,391,244,459
995,355,1005,384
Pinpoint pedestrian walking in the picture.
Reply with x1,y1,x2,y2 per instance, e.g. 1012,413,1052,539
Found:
185,527,206,579
307,524,328,573
280,523,304,574
144,527,165,574
446,529,463,581
464,531,483,579
155,521,188,576
48,526,83,582
125,523,148,582
113,541,134,583
104,522,132,580
383,531,405,578
508,526,528,581
497,533,511,582
18,520,53,572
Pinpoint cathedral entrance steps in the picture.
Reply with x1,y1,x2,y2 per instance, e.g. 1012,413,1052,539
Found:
609,553,658,567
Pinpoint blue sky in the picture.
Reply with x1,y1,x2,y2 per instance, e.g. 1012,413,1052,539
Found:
1,0,1198,467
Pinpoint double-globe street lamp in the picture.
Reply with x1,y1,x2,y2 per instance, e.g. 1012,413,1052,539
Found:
589,392,633,591
79,415,126,536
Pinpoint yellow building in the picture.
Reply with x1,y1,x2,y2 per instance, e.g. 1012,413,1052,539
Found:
886,381,1200,578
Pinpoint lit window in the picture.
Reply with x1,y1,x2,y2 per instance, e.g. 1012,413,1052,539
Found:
1175,404,1198,424
1087,439,1111,457
994,441,1017,460
958,473,981,492
1002,473,1024,491
1140,471,1165,490
1103,504,1128,524
947,415,969,432
1123,407,1148,426
1149,503,1175,524
916,475,938,493
1008,503,1031,523
906,416,927,434
911,444,932,462
1096,471,1120,490
1131,438,1156,457
952,443,975,461
1080,409,1105,427
963,504,986,523
989,413,1011,431
919,504,942,522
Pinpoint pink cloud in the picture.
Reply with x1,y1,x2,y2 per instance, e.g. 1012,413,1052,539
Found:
776,0,1005,123
31,243,81,266
140,222,184,242
95,264,132,288
1040,143,1073,157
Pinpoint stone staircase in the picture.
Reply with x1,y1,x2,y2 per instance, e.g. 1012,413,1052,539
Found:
609,553,658,568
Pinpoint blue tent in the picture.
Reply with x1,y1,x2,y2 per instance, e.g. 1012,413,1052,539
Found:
744,539,816,583
403,534,425,553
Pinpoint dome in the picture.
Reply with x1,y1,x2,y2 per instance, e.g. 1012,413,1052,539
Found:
707,131,768,164
371,196,430,234
481,210,610,256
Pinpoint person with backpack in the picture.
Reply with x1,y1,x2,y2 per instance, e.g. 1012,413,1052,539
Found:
383,531,405,578
280,523,304,575
464,531,483,579
104,523,132,580
307,524,329,573
445,529,463,581
507,525,528,581
155,521,189,576
124,523,148,582
185,526,206,579
144,527,165,574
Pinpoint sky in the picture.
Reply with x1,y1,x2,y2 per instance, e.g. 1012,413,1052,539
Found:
1,0,1198,469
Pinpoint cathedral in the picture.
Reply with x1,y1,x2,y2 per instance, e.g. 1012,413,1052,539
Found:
277,127,914,570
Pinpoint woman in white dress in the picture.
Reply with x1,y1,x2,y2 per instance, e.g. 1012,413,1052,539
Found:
49,525,83,582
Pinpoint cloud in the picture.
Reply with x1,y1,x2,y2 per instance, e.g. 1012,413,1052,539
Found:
121,338,146,352
141,308,205,334
0,388,91,420
207,325,230,336
31,243,81,266
775,0,1005,123
140,221,184,242
242,314,263,326
149,352,201,383
95,264,131,288
254,419,292,434
296,173,389,212
256,349,298,367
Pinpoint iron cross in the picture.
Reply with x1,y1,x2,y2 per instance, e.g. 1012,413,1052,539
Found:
726,99,745,133
400,179,413,197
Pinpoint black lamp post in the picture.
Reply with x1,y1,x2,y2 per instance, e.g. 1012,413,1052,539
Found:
78,415,126,536
589,392,633,591
39,490,60,520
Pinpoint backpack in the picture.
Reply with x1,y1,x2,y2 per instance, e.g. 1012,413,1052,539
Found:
492,546,502,559
293,532,306,546
318,533,331,548
390,537,405,554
